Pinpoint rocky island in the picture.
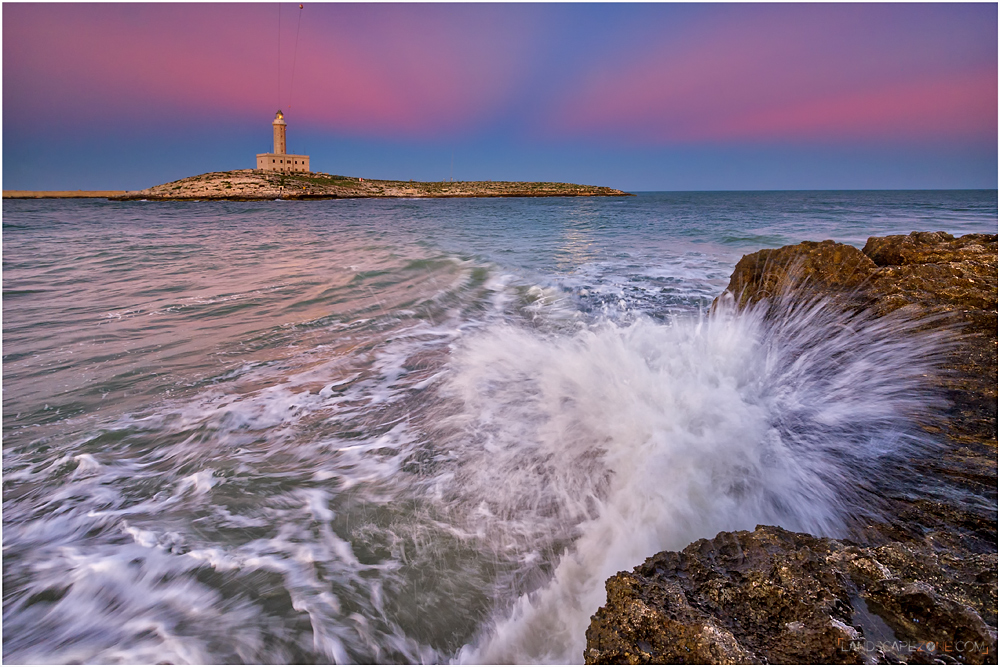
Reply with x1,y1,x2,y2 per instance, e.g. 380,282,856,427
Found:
586,232,998,665
106,169,632,201
7,111,631,201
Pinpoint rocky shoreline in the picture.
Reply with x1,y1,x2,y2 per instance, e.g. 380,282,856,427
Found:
107,169,632,201
586,232,998,665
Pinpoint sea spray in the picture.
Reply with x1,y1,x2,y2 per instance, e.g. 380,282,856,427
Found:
3,289,950,664
449,294,949,664
5,194,993,664
5,224,962,664
3,292,951,664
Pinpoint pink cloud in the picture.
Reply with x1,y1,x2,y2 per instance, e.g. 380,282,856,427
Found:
710,70,997,144
284,5,539,137
3,4,541,139
542,6,997,146
5,4,995,147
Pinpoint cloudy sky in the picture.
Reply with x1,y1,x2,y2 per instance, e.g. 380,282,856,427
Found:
3,3,996,191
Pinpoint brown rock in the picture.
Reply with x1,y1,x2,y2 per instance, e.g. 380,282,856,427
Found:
719,232,997,543
725,240,877,309
863,232,996,269
589,233,998,665
586,526,997,665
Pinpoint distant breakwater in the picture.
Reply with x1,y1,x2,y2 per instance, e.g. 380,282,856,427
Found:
3,190,127,199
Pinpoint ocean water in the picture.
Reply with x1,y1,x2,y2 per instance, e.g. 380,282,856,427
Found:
3,190,996,664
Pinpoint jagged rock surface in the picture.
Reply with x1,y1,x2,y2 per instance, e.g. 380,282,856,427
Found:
585,526,997,665
586,232,998,665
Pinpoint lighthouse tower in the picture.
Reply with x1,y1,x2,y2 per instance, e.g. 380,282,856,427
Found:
256,110,310,173
272,110,286,154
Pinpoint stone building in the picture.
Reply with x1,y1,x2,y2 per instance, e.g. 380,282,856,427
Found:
256,110,310,172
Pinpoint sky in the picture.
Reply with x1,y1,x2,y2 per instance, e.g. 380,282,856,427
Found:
3,2,997,191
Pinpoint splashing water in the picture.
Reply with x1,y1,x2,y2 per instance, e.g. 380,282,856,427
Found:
3,288,948,664
5,193,979,664
447,294,948,663
5,290,943,663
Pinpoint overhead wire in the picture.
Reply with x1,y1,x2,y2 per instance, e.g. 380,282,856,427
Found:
277,3,281,109
288,4,303,111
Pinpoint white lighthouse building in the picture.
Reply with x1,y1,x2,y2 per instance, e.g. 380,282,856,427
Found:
256,110,310,172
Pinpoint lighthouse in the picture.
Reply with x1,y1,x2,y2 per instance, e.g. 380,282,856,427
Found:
256,110,310,173
272,110,286,154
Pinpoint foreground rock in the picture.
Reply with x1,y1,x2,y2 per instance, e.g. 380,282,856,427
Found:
586,232,998,664
586,526,996,664
109,169,632,201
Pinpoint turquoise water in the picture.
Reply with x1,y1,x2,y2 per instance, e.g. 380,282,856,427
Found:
3,191,996,663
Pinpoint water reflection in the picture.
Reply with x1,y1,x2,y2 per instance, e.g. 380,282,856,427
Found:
555,227,599,270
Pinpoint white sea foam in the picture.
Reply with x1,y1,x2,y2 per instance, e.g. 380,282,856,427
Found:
446,294,947,663
5,192,992,665
3,286,949,665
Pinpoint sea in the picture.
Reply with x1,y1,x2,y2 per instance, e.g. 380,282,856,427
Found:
3,190,997,664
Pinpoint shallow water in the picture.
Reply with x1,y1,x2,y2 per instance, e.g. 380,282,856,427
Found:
3,191,996,663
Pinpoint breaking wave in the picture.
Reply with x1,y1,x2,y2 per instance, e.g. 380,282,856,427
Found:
4,289,949,664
